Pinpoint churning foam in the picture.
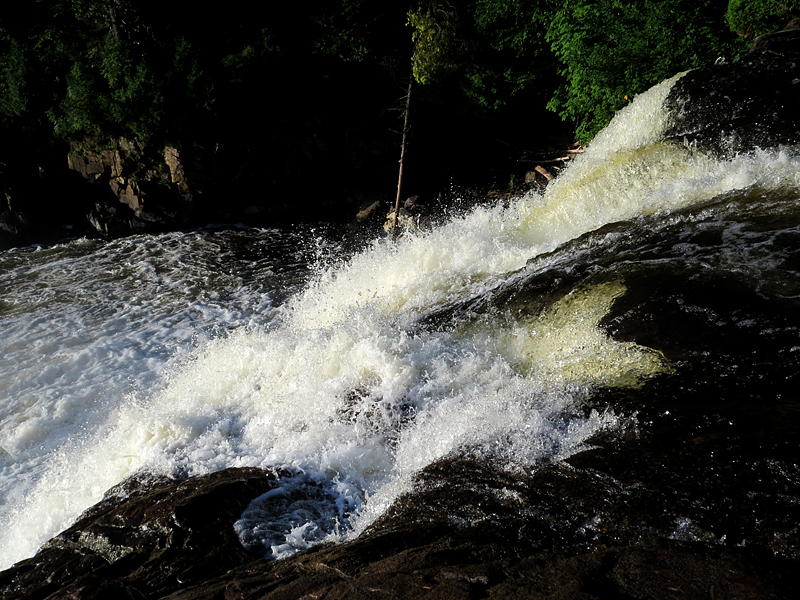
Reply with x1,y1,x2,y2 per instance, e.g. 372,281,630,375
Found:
3,73,800,570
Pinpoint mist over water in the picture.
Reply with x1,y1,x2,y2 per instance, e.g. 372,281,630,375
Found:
2,73,800,570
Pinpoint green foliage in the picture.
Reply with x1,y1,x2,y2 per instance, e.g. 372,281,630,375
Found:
406,1,559,111
405,0,744,139
464,0,557,108
221,36,279,83
727,0,800,37
0,35,29,120
0,0,762,152
50,60,103,138
408,2,471,85
310,0,377,62
547,0,747,142
0,1,207,141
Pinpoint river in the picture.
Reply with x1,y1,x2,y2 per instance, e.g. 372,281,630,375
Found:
1,72,799,573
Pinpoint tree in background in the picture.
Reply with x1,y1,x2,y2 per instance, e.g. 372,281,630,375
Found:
460,0,558,111
546,0,747,142
408,1,469,86
0,0,212,142
406,0,559,111
0,1,405,141
405,1,749,143
0,34,28,121
0,2,48,127
727,0,800,36
0,0,784,186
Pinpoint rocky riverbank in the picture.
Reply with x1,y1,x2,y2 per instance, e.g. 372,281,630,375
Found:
0,128,577,251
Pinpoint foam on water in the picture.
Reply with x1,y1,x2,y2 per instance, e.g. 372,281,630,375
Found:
0,228,315,567
2,74,800,570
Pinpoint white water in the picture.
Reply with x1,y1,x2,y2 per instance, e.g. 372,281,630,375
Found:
2,74,800,569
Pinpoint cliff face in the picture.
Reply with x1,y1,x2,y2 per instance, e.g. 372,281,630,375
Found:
66,140,195,238
1,133,199,248
0,136,337,249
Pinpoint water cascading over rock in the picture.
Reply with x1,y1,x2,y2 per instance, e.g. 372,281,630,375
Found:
1,36,800,600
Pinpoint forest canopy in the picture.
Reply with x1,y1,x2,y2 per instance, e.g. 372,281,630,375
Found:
407,0,751,140
0,0,785,149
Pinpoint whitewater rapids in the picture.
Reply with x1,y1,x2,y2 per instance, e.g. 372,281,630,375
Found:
2,72,799,569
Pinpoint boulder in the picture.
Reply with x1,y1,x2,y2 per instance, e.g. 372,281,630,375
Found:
0,468,277,600
2,456,795,600
663,29,800,153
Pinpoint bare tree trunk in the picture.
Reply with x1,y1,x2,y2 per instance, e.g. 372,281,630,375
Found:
392,75,413,239
108,8,121,42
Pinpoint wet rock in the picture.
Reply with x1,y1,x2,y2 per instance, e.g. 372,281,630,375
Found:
663,32,800,153
0,468,277,600
383,194,443,235
161,466,796,600
67,139,196,238
750,24,800,52
2,447,797,599
0,212,21,247
0,129,102,247
354,199,382,222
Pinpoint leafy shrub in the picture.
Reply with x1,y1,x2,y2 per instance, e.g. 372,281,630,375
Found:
408,2,469,85
727,0,800,37
546,0,747,142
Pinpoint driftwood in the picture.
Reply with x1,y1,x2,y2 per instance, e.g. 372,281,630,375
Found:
519,142,584,184
533,165,554,181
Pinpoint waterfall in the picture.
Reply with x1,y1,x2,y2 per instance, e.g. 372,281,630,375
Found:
2,68,800,571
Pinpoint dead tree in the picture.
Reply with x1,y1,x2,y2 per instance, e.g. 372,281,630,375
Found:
392,75,413,239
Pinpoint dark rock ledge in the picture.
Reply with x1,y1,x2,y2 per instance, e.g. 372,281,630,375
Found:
0,468,278,600
663,25,800,154
1,452,797,600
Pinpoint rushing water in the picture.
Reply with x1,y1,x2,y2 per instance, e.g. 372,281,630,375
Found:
2,74,800,570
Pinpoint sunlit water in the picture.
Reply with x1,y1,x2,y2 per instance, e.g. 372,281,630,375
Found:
2,73,799,569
